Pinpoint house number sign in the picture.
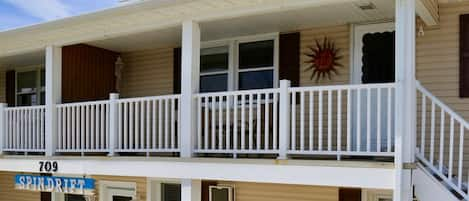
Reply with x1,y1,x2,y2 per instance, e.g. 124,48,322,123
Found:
39,161,58,173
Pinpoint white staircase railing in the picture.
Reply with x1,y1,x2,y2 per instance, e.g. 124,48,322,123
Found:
416,81,469,200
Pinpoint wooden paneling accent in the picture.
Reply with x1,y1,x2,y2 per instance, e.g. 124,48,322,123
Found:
62,44,118,103
0,172,40,201
339,188,361,201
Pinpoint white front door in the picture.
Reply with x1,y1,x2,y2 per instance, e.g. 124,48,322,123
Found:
351,22,395,152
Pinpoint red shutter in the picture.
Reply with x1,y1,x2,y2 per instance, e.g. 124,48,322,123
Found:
5,70,15,107
173,47,182,94
460,14,469,97
339,188,361,201
279,32,300,87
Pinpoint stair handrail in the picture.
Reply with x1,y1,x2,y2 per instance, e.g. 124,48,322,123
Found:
416,81,469,129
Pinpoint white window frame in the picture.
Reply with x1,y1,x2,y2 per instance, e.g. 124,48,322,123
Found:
99,181,137,201
200,32,279,92
208,185,234,201
15,65,45,106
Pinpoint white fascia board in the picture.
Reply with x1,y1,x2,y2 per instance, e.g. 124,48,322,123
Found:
0,157,394,189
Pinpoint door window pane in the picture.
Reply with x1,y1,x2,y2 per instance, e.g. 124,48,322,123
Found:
200,74,228,92
211,188,229,201
201,46,229,73
238,70,273,90
162,184,181,201
239,40,274,69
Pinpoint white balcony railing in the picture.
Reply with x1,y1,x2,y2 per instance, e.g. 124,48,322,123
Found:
115,95,181,154
0,82,397,159
3,106,46,153
288,83,396,157
193,88,281,155
56,100,110,153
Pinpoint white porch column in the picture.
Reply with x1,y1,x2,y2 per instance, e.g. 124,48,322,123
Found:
180,20,201,158
45,46,62,156
181,179,201,201
394,0,416,201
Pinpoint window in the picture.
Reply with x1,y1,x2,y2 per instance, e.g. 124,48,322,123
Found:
209,186,234,201
16,68,45,106
238,40,275,90
199,34,278,92
200,46,229,92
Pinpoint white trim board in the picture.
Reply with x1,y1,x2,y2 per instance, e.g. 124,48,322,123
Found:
0,157,395,190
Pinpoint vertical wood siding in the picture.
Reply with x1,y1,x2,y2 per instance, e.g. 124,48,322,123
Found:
62,44,118,103
0,172,40,201
217,181,339,201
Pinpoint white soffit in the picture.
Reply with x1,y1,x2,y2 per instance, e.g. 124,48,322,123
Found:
0,0,394,56
88,0,394,53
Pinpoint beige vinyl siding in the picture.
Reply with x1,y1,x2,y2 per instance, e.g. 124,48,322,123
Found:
120,47,175,98
300,25,350,86
218,181,339,201
92,175,147,201
294,25,350,151
415,1,469,180
0,172,40,201
416,2,469,118
421,0,440,23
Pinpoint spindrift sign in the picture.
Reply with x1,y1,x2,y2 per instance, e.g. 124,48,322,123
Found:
15,174,95,195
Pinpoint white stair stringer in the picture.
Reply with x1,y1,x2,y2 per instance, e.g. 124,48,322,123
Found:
414,164,462,201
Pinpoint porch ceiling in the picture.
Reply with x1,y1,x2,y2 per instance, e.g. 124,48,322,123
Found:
88,0,395,53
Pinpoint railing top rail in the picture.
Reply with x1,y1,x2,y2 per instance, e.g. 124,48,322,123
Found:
117,94,181,103
57,99,110,108
195,88,280,98
416,81,469,129
289,82,396,92
5,105,46,111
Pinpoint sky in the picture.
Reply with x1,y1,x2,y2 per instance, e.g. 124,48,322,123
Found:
0,0,119,31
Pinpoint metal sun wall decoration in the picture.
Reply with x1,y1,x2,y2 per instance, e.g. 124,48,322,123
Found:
305,37,343,81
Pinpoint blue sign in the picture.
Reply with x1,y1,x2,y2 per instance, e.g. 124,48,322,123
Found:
15,174,95,195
